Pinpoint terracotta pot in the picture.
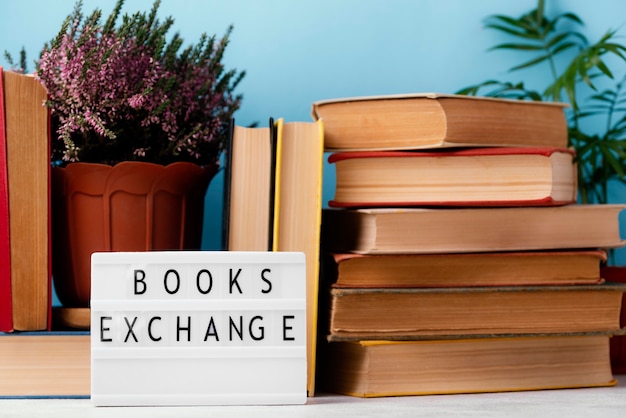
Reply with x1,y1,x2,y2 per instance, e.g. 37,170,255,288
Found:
600,266,626,374
51,161,217,308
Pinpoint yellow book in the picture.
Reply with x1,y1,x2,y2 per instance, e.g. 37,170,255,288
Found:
273,119,324,395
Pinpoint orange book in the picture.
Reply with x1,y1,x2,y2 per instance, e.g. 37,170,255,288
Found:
312,93,568,151
319,335,616,397
0,332,90,397
326,283,625,341
2,70,50,331
323,250,607,289
328,147,577,207
322,205,626,255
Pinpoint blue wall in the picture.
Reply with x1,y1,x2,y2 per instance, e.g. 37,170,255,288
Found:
2,0,626,256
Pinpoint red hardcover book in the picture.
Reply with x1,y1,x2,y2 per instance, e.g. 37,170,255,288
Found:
328,147,577,208
0,67,13,332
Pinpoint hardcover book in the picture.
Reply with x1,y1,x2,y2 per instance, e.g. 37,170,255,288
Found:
326,283,625,341
323,250,607,289
320,335,616,397
273,119,324,395
321,205,626,254
0,332,90,397
225,121,276,251
312,93,568,151
2,70,50,331
328,147,577,207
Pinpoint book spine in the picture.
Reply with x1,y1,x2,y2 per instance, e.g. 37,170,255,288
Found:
0,68,13,332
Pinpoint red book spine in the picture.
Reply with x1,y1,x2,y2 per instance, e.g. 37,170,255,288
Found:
0,67,14,332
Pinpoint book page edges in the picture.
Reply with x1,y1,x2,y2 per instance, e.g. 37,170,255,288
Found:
307,118,325,396
311,92,568,120
328,197,576,208
343,379,617,398
327,147,575,163
329,282,626,295
330,249,609,264
337,204,626,215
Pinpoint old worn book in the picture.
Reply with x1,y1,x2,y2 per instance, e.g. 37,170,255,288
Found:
0,332,90,397
322,205,626,254
323,250,607,289
0,67,12,332
320,335,616,397
225,121,276,251
326,283,625,341
273,119,325,395
328,148,577,207
311,93,568,151
2,70,50,331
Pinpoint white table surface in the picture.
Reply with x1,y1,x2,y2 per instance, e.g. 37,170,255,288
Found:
2,375,625,418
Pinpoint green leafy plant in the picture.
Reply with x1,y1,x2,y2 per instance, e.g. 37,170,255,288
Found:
458,0,626,204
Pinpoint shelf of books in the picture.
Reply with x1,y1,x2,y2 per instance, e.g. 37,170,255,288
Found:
3,83,626,402
313,93,626,397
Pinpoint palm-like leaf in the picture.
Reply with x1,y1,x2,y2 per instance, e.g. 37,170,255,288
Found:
455,80,542,101
458,0,626,205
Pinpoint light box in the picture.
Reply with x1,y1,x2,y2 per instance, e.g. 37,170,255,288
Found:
90,251,307,406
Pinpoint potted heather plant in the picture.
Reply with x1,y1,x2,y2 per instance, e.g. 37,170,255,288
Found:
31,0,244,312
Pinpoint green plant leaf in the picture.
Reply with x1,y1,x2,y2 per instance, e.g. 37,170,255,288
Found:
489,42,545,51
509,54,553,71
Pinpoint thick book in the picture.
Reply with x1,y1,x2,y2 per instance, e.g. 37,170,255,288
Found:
0,68,12,332
322,205,626,254
2,70,50,331
319,335,616,397
323,250,607,289
326,283,625,341
0,332,90,397
273,119,325,395
328,147,577,207
225,121,276,251
311,93,568,151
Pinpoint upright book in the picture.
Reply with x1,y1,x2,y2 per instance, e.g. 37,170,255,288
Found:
320,335,616,397
324,250,607,289
0,68,12,332
224,121,276,251
311,93,568,151
2,70,50,331
322,205,626,254
326,283,625,341
273,119,325,395
328,147,577,207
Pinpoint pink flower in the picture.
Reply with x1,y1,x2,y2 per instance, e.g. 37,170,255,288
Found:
35,0,243,166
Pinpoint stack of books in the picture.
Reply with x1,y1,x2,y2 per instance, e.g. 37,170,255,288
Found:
312,93,626,397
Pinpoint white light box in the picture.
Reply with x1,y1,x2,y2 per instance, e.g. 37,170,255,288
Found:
90,251,307,407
